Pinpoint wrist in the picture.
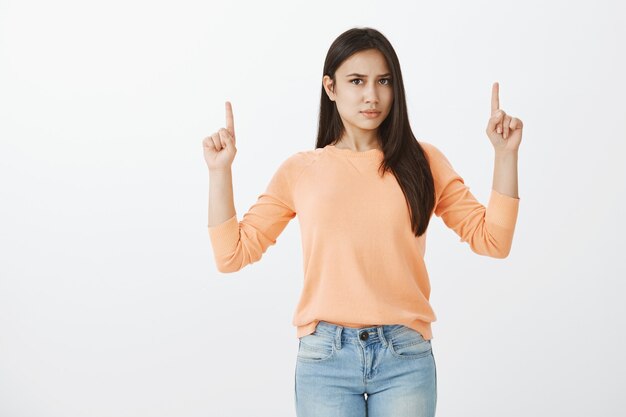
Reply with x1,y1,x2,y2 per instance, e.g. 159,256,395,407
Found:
209,168,232,175
495,150,518,158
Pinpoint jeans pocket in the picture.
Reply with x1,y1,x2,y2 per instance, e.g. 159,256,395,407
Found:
388,327,432,359
297,332,336,362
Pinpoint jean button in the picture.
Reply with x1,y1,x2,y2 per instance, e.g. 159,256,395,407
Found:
359,331,369,341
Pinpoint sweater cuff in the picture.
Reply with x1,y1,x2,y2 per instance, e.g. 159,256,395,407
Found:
208,214,240,256
485,189,520,229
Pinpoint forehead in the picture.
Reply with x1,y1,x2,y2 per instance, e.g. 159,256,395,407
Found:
336,49,390,74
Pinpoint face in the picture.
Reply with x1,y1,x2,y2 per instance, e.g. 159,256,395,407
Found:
323,48,394,140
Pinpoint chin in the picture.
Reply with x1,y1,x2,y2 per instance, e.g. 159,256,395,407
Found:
358,124,382,131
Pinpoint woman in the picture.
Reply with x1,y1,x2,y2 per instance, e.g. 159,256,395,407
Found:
203,27,522,417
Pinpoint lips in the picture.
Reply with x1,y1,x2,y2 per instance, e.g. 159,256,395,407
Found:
361,110,380,114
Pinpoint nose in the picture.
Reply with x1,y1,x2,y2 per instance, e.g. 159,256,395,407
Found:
364,84,379,104
365,94,379,104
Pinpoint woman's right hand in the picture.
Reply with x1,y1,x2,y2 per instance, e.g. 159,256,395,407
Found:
203,101,237,171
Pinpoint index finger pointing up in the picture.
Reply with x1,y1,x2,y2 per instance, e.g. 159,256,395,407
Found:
225,101,235,138
491,82,500,113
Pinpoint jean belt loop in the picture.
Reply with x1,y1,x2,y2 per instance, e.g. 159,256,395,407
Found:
335,325,343,350
378,325,388,347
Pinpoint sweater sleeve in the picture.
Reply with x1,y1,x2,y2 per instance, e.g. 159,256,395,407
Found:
207,154,300,272
422,141,520,259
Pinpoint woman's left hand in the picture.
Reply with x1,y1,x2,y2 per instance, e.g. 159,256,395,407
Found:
486,82,523,153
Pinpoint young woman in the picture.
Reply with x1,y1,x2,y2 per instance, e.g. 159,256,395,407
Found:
203,27,522,417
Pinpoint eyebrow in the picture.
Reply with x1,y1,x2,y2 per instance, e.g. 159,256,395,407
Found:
345,73,392,77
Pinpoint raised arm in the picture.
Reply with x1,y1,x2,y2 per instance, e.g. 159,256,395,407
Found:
203,101,299,273
426,82,523,258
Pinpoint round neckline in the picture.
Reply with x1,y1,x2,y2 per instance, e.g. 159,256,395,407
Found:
325,144,383,158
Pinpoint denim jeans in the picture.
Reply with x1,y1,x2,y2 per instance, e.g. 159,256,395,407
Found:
294,320,437,417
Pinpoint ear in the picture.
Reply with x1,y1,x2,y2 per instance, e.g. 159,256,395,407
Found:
322,75,335,101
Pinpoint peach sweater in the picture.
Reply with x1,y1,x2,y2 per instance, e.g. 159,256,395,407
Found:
207,141,520,340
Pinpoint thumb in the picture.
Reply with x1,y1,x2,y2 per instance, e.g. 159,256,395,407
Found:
487,110,505,132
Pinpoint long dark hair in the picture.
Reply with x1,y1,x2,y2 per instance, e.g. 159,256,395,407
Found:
316,27,435,237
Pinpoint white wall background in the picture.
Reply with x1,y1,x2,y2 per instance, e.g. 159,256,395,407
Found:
1,0,624,416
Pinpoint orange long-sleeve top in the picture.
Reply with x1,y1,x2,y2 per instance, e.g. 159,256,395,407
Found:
207,140,520,340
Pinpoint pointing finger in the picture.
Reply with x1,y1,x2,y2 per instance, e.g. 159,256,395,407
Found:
225,101,235,138
491,82,500,114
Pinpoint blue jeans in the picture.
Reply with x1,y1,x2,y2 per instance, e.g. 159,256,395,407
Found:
294,320,437,417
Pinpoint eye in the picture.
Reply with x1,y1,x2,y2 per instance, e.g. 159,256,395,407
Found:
350,78,392,86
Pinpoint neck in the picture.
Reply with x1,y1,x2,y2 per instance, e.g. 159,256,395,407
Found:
334,133,381,152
